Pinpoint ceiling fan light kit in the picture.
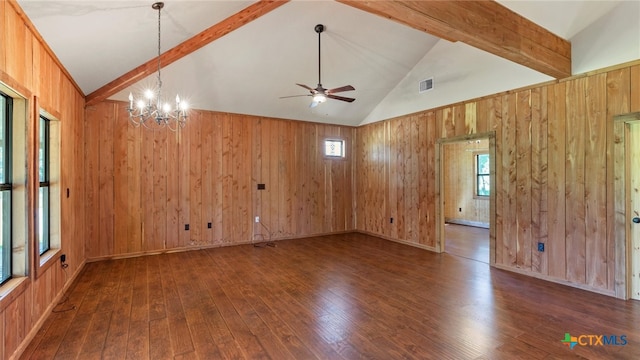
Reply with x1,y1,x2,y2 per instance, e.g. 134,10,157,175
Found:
281,24,355,108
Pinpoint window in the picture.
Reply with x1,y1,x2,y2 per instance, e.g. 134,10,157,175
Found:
475,152,490,197
0,92,12,285
0,83,27,288
38,115,50,255
324,139,345,158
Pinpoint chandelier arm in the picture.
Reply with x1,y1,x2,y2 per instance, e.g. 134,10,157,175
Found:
129,116,141,127
141,119,157,130
166,119,179,132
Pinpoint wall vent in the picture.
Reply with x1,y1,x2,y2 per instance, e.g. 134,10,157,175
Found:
419,77,434,93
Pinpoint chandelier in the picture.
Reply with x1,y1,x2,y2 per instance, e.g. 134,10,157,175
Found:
128,2,188,131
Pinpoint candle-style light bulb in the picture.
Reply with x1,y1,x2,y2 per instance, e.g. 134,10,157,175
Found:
128,93,133,108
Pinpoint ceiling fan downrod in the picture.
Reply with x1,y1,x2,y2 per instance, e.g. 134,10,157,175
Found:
315,24,324,87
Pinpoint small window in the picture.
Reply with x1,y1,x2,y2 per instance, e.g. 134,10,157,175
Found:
475,153,490,197
324,139,345,158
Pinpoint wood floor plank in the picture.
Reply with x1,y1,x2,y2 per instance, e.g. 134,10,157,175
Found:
125,257,150,359
21,233,640,360
162,254,195,357
102,258,135,359
211,255,298,360
149,317,173,360
173,251,224,359
77,310,112,358
187,251,247,360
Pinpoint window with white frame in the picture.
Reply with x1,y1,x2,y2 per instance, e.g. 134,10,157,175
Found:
324,139,345,158
475,152,490,197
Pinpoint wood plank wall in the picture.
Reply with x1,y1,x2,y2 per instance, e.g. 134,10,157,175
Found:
0,1,86,359
83,103,355,259
442,139,490,225
355,62,640,295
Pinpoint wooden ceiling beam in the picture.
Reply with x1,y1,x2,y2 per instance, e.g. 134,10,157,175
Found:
86,0,289,106
336,0,571,79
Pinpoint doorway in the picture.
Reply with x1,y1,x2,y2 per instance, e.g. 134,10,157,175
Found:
613,112,640,300
435,132,496,264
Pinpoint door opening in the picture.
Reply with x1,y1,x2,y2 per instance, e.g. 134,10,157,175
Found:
612,112,640,299
436,132,496,264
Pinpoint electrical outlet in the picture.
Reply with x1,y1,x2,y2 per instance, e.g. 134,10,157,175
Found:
255,216,260,223
60,254,66,263
390,217,394,224
208,222,212,229
185,224,190,231
459,208,462,212
537,242,545,252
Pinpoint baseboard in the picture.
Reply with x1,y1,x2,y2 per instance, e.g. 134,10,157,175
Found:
354,230,438,252
86,230,354,263
444,218,489,229
12,258,87,360
492,263,616,298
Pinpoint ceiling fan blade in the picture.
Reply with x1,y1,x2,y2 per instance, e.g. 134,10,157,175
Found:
327,85,355,94
279,94,311,99
296,83,314,92
327,94,355,103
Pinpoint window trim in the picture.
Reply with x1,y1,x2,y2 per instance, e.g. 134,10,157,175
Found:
34,103,62,278
0,91,12,286
323,138,346,159
0,79,29,293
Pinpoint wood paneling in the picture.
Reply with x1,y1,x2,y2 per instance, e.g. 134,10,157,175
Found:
83,107,355,258
356,114,440,250
1,1,86,359
585,73,608,289
355,62,640,295
565,77,587,284
547,82,567,279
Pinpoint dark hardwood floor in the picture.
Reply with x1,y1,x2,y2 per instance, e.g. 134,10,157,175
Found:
445,223,489,263
21,233,640,359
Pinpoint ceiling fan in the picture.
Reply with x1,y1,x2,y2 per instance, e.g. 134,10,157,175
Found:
281,24,355,108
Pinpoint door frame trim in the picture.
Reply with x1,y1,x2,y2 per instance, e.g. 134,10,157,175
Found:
613,112,640,299
435,131,496,265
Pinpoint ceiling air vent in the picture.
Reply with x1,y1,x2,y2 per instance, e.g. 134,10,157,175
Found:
419,77,434,93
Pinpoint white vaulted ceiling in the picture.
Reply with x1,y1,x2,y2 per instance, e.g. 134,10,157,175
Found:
17,0,635,126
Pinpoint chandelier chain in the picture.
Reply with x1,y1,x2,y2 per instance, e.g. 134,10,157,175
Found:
156,3,162,104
